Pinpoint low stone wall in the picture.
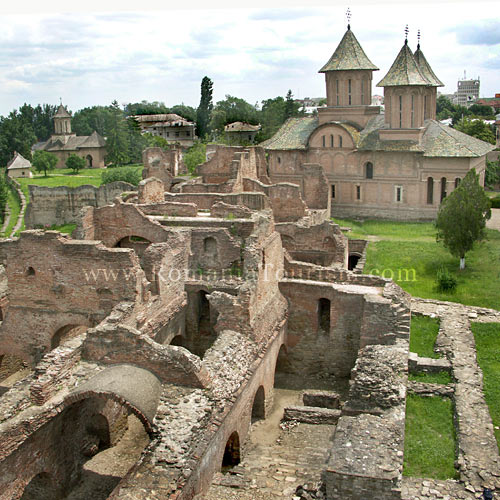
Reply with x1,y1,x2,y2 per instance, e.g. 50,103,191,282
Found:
24,181,135,229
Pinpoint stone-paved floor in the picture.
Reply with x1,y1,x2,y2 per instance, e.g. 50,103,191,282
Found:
201,375,344,499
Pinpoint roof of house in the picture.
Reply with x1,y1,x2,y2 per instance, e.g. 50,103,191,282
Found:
377,42,429,87
7,152,32,170
54,104,71,118
413,46,444,87
319,27,378,72
263,114,495,158
224,122,261,132
132,114,194,127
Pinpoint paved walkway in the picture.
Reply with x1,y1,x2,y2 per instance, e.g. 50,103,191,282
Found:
487,208,500,231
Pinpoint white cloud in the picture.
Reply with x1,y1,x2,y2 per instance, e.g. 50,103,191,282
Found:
0,1,499,115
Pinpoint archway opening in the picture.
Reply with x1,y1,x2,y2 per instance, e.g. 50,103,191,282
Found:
20,472,62,500
427,177,434,204
440,177,447,202
203,236,218,267
275,344,290,374
348,254,360,271
170,335,185,347
198,291,211,335
51,325,87,350
222,432,241,470
114,236,152,259
251,386,266,423
318,298,331,333
86,155,93,168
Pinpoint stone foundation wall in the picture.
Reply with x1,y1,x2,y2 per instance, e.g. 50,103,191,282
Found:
24,182,134,229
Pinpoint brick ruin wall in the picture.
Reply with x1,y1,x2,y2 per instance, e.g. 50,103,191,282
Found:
24,182,135,229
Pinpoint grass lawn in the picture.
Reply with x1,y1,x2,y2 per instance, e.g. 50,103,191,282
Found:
17,168,105,202
403,394,458,479
332,218,500,310
47,223,77,235
3,185,21,237
471,322,500,450
408,372,452,384
410,315,441,358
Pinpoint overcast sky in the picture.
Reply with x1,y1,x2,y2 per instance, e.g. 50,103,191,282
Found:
1,0,499,116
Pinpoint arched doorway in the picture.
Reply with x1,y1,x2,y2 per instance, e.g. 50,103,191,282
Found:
114,236,152,258
251,386,266,423
86,155,93,168
21,472,62,500
222,431,241,470
51,325,87,350
348,254,361,271
318,298,331,333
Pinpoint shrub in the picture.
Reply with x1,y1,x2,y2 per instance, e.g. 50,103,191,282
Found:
436,267,457,292
490,196,500,209
184,142,206,175
101,166,142,186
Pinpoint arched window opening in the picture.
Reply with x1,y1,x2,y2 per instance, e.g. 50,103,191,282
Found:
339,135,343,148
275,344,290,374
356,185,361,200
331,184,336,199
365,162,373,179
251,386,266,423
455,177,461,188
399,95,403,128
336,79,339,105
26,267,35,277
198,291,211,334
348,78,352,105
427,177,434,205
277,156,281,164
86,154,93,168
51,325,87,350
170,335,185,347
330,134,334,147
204,236,217,255
322,135,326,147
115,236,152,258
318,298,331,333
20,472,62,500
222,432,240,469
348,254,360,271
440,177,447,202
361,79,365,104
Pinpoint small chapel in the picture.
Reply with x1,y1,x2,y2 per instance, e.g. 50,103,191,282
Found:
263,24,494,220
33,104,107,169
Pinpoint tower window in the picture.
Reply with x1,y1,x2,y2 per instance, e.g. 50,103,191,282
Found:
348,79,352,105
411,95,414,128
424,95,428,120
331,184,336,199
399,95,403,128
322,135,326,147
356,185,361,200
277,156,281,164
427,177,434,204
330,134,334,147
361,80,365,105
365,162,373,179
339,136,343,148
336,79,339,105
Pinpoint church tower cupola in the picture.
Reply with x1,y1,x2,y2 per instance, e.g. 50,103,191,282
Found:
53,103,73,136
318,15,379,128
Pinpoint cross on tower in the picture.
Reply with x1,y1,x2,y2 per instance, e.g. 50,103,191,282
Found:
417,29,421,49
404,25,409,45
347,8,351,30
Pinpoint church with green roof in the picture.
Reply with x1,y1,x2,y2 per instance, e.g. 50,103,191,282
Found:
262,25,494,220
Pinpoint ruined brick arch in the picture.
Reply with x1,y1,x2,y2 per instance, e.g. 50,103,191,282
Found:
51,324,88,350
63,390,155,435
251,385,266,423
222,431,241,469
274,343,291,374
20,471,62,500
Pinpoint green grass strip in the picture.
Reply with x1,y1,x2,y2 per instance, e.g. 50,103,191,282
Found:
410,315,441,359
408,372,452,384
3,185,21,237
404,394,458,479
471,322,500,451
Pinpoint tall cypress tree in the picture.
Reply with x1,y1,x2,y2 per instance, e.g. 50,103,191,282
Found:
196,76,213,139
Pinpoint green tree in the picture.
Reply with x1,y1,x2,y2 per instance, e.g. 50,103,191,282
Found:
66,153,86,174
0,111,37,166
72,106,112,136
436,169,491,270
285,89,301,119
209,95,259,135
105,101,130,166
32,150,58,177
184,142,206,175
123,100,169,116
485,160,500,189
454,117,496,144
0,173,8,224
170,104,197,123
256,96,286,142
196,76,213,139
468,104,495,119
436,95,455,120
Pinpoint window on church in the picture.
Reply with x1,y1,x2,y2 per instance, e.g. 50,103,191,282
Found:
277,156,281,164
455,177,461,188
331,185,336,199
356,185,361,200
348,79,352,105
339,136,343,148
427,177,434,204
322,135,326,147
399,95,403,128
330,135,334,147
336,80,339,105
361,80,365,105
365,162,373,179
395,185,403,202
411,95,415,128
424,95,428,120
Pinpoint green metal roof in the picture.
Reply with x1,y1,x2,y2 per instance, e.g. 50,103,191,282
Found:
377,42,428,87
319,28,378,72
414,46,444,87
